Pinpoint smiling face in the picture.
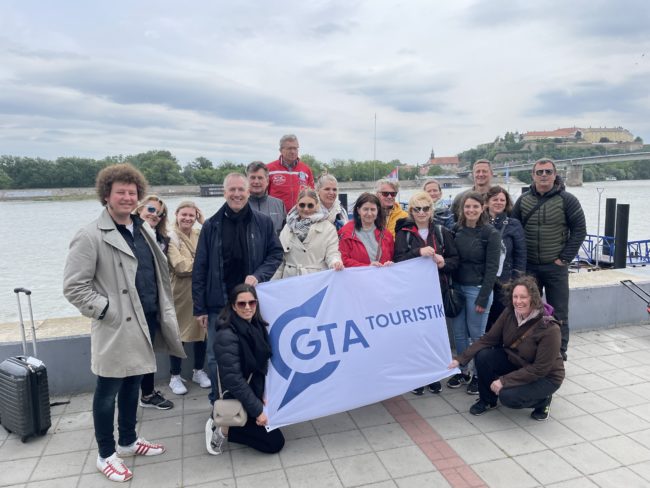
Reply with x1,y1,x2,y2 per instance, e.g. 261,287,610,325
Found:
472,162,492,188
424,182,442,202
176,206,197,234
463,197,483,226
487,191,507,217
377,183,397,210
512,285,532,316
232,291,257,322
106,182,139,222
224,175,250,212
410,202,432,228
318,182,338,209
297,195,319,219
138,198,162,229
358,201,378,228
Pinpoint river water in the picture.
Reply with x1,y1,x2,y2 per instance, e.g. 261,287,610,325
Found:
1,179,648,323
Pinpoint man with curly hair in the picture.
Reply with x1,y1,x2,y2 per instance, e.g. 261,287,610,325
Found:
63,163,185,483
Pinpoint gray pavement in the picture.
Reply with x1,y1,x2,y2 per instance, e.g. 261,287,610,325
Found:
2,322,650,487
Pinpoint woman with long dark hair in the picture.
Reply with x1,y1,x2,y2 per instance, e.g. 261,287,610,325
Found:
205,284,285,455
338,192,394,267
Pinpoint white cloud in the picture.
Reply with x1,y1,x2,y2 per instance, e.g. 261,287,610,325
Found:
1,0,648,166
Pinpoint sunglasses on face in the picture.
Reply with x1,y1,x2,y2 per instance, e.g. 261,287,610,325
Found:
380,191,397,198
235,299,257,309
146,205,164,217
534,169,555,176
412,206,431,214
298,202,315,209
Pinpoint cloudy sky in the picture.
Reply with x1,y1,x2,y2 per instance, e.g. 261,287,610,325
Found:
1,0,648,167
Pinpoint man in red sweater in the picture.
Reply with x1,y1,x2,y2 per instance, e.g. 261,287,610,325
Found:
267,134,314,212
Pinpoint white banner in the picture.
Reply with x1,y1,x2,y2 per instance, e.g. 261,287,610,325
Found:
256,258,458,430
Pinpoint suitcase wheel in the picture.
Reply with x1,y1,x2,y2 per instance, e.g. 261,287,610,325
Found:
21,435,29,443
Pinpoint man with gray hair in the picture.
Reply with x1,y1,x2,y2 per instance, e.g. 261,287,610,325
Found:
192,172,282,412
246,161,286,235
267,134,314,212
376,178,407,237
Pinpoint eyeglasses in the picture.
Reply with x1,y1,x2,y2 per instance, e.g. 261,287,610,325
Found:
146,205,164,217
380,191,397,198
534,169,555,176
298,202,315,209
235,299,257,309
412,206,431,214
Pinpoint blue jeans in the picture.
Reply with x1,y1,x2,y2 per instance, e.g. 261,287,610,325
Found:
451,284,493,369
93,374,142,459
206,311,221,404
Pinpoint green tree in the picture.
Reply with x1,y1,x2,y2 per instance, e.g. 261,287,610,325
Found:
129,150,185,185
0,167,12,188
427,165,444,176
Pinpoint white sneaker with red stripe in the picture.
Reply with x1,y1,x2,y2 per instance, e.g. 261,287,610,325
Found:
96,453,133,482
116,437,166,457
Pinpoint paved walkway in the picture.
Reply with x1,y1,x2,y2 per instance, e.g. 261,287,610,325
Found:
2,322,650,487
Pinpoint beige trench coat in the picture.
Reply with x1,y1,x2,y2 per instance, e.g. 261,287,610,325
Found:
63,209,185,378
273,220,342,279
167,228,206,342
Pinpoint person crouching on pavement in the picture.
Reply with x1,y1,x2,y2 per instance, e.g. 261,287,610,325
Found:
448,275,565,421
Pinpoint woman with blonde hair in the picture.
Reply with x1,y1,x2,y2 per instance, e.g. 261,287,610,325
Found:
167,201,211,395
134,195,174,409
394,191,459,394
316,173,348,230
274,188,343,278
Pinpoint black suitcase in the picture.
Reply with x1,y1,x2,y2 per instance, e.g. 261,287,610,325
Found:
0,288,51,442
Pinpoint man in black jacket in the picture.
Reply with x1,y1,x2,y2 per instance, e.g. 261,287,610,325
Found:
512,158,586,360
192,172,283,403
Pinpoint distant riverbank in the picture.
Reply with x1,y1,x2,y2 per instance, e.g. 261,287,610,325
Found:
0,178,481,201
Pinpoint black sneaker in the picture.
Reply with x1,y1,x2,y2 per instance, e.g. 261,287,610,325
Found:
469,399,497,416
428,381,442,394
531,397,552,421
139,391,174,410
411,387,424,396
446,373,471,388
466,376,479,395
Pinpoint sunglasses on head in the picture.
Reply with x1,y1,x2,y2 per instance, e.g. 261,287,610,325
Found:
534,169,554,176
298,202,315,209
412,206,431,214
235,299,257,309
380,191,397,198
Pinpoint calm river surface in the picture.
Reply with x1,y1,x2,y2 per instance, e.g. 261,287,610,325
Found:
1,179,648,323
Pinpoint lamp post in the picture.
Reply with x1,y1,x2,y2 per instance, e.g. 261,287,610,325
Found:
595,187,605,268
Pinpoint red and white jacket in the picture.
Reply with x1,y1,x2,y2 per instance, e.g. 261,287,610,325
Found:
267,157,315,212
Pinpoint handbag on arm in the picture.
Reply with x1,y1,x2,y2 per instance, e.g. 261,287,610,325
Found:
212,366,253,427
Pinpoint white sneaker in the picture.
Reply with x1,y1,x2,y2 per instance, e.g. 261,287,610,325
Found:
116,437,165,457
192,369,211,388
169,375,188,395
97,453,133,482
205,417,226,455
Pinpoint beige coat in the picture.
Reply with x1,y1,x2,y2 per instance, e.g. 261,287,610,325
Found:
167,228,206,342
273,220,342,279
63,209,185,378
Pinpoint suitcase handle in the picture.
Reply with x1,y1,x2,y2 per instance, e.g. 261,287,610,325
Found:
14,288,37,357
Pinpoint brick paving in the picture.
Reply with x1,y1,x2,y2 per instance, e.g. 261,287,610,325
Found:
2,322,650,487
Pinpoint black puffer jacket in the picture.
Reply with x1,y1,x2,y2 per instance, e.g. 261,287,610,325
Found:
214,318,269,419
488,213,527,283
394,218,459,295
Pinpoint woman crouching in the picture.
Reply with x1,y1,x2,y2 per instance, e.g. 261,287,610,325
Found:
205,284,285,455
448,275,564,421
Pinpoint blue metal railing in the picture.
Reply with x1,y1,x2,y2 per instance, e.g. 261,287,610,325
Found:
577,234,650,265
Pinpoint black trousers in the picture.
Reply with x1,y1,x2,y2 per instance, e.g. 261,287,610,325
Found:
486,282,506,333
474,347,559,408
169,340,208,375
527,262,570,357
229,417,285,454
140,312,160,397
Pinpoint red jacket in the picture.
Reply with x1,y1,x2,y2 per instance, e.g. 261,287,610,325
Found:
267,158,315,212
338,221,394,267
